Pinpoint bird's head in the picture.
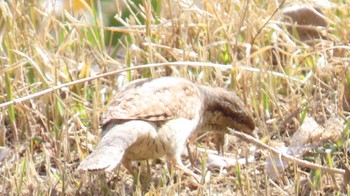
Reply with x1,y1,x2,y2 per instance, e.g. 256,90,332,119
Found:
198,86,255,135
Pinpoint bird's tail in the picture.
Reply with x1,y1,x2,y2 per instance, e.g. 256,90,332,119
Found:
77,144,125,172
77,120,147,172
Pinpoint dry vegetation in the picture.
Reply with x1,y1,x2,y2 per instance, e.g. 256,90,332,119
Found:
1,0,350,195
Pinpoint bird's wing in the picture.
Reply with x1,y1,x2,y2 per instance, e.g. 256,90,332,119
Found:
101,77,203,126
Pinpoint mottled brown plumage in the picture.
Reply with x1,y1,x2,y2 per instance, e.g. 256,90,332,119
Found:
77,77,255,179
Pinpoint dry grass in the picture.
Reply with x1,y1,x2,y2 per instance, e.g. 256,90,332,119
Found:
1,0,350,195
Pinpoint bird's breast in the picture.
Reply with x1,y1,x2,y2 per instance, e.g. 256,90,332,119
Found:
123,117,201,161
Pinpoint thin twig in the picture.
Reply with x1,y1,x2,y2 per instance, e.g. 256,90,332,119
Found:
0,62,305,109
228,128,345,175
251,0,286,45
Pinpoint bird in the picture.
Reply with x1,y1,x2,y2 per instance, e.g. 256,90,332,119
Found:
77,77,255,181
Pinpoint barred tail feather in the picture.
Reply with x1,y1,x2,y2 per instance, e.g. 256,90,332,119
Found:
77,145,125,172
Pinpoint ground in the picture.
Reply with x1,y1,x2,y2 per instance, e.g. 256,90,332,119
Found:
0,0,350,195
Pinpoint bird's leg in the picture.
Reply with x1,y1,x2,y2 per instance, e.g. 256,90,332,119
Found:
185,142,203,175
186,141,195,169
122,158,137,177
168,155,201,183
213,132,227,155
123,159,152,187
146,160,151,176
